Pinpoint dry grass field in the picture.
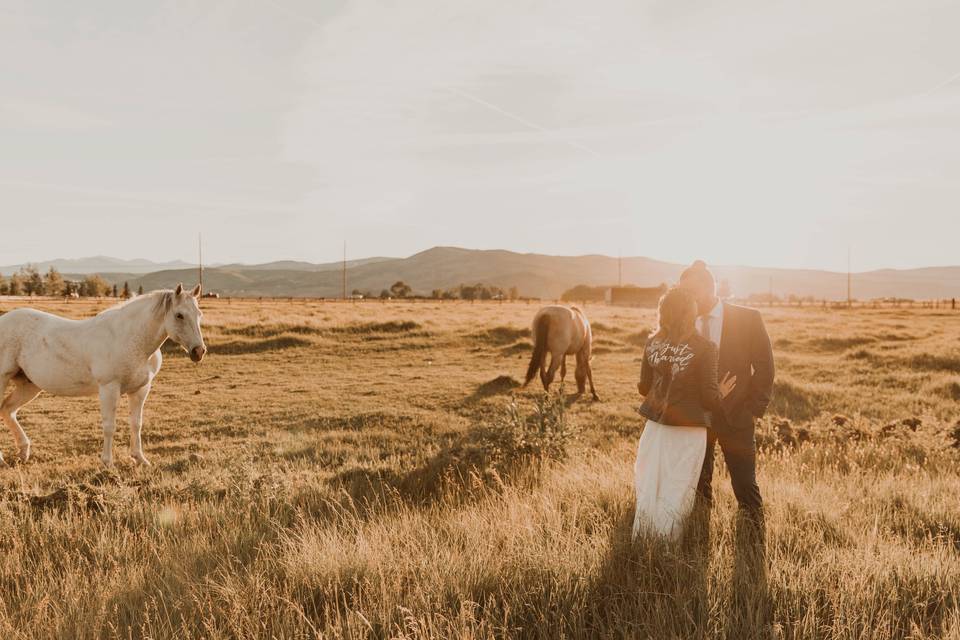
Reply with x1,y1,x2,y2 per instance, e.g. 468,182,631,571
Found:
0,297,958,639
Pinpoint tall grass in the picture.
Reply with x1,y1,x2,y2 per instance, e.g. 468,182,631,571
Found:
0,300,958,639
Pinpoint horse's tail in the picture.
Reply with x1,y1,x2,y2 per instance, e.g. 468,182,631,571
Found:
524,313,551,387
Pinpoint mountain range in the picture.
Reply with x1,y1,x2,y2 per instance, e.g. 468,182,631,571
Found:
4,248,959,300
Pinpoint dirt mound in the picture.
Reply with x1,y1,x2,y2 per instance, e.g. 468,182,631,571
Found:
832,414,850,427
221,324,324,338
210,335,312,355
931,381,960,401
908,353,960,372
25,484,107,514
501,342,532,357
807,336,875,352
473,326,531,346
950,422,960,449
328,321,422,335
624,330,651,347
474,375,522,397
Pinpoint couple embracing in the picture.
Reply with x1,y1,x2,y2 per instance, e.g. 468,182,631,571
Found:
633,261,775,541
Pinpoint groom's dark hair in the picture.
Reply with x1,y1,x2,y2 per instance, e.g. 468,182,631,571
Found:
679,260,715,287
678,260,717,315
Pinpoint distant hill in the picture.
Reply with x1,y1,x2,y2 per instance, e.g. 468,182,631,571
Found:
63,247,960,300
0,256,193,275
216,257,397,272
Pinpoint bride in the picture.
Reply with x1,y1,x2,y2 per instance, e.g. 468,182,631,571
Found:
634,287,736,539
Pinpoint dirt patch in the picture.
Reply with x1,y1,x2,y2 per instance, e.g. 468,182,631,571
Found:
907,353,960,372
873,332,921,342
220,324,324,338
21,484,108,514
806,336,875,352
473,375,522,398
501,341,532,357
472,326,531,346
624,330,651,347
210,336,313,355
327,321,423,335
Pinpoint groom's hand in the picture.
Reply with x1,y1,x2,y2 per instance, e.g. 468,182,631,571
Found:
719,372,737,399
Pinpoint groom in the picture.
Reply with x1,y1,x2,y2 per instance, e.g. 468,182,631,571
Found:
679,261,774,529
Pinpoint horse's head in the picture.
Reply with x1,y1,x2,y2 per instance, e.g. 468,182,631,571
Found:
165,283,207,362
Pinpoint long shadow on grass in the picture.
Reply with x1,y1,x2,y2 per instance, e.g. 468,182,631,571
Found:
577,505,772,639
581,505,712,638
726,513,774,639
328,425,534,511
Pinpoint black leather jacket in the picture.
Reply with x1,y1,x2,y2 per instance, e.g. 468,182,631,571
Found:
638,332,722,428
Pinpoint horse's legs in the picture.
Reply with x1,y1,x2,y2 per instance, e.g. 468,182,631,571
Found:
575,352,588,395
541,352,562,391
1,376,40,463
0,373,9,465
586,359,600,402
98,382,121,466
560,356,567,384
128,383,151,466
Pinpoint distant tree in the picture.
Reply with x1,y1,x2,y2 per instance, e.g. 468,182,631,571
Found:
111,283,118,298
122,281,132,299
8,272,24,296
80,275,109,297
137,284,144,296
379,289,391,299
390,281,412,298
351,288,363,296
0,273,5,295
459,284,477,301
431,289,443,299
43,267,65,296
21,266,43,296
508,286,520,301
560,284,606,303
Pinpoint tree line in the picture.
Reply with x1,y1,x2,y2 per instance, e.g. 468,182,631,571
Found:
0,266,142,298
351,281,522,301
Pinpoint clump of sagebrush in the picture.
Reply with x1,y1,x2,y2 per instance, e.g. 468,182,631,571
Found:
483,391,576,465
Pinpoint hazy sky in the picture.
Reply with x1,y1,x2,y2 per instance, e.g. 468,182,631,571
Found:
2,0,959,271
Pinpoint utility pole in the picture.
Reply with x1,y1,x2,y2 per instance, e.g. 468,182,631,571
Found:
198,233,203,292
341,241,347,300
847,246,852,308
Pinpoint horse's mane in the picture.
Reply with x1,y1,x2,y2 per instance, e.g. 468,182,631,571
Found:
95,289,175,319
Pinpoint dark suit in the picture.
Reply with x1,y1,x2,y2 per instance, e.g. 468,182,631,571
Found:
697,302,774,519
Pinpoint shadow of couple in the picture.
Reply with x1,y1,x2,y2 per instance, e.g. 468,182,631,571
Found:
592,503,773,639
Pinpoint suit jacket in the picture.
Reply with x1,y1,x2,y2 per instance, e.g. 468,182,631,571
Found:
715,303,775,434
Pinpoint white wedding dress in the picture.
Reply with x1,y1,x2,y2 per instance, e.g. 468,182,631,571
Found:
632,419,707,540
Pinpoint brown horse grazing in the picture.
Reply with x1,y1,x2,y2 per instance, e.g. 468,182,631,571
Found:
523,305,600,400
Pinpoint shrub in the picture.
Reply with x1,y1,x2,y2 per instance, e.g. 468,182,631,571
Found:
483,393,576,466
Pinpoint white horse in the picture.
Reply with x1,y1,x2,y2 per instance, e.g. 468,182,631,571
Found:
0,284,206,466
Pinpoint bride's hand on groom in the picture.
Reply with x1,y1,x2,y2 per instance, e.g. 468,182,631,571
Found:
719,372,737,399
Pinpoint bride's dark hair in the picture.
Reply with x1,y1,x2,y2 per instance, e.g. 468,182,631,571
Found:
654,287,698,343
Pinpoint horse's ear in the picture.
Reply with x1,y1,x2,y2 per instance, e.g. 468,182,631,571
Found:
174,283,183,296
191,283,202,298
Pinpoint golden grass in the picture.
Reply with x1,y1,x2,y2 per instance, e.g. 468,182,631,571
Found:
0,298,958,639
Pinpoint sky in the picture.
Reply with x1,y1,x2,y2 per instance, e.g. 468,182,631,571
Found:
2,0,959,272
